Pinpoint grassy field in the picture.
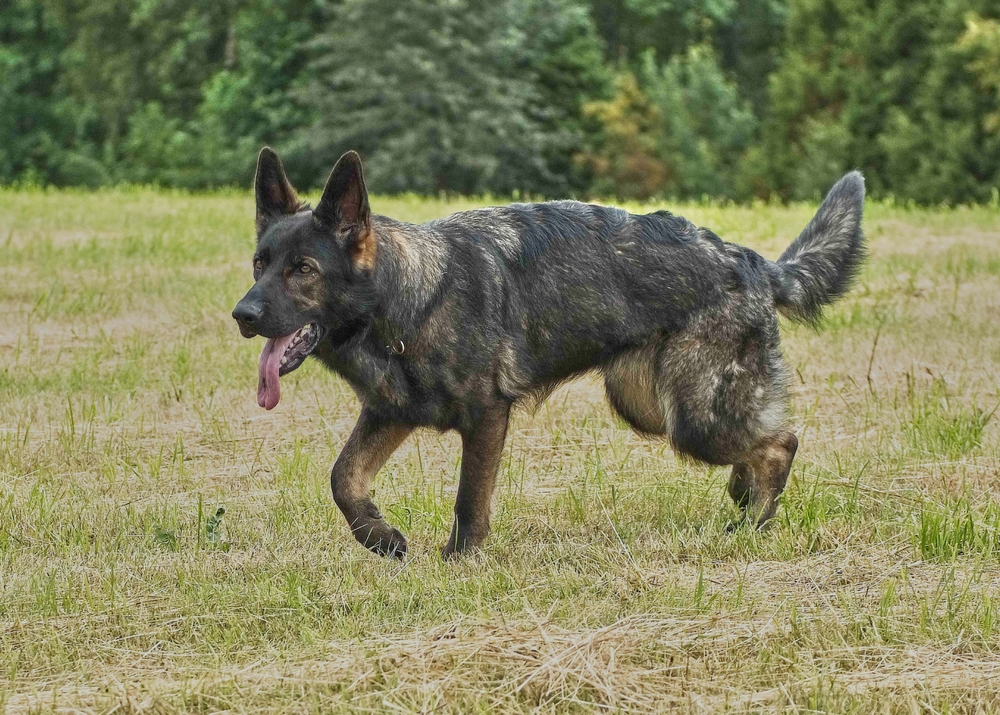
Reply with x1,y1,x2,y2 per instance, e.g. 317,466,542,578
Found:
1,188,999,713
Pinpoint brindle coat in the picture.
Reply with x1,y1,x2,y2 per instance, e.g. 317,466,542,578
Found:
233,148,865,558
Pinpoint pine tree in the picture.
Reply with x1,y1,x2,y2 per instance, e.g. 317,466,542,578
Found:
299,0,609,196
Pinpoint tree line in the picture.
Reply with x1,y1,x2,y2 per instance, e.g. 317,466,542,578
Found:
3,0,1000,203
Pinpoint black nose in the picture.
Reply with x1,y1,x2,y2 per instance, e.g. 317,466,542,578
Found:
232,301,262,326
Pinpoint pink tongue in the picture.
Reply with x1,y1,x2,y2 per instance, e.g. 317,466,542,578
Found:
257,333,296,410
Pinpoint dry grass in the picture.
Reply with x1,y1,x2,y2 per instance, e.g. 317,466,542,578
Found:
2,188,1000,713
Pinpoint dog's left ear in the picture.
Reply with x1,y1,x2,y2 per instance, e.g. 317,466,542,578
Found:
315,151,375,272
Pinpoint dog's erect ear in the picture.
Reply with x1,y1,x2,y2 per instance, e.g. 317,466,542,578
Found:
254,147,301,232
315,151,375,271
315,151,371,228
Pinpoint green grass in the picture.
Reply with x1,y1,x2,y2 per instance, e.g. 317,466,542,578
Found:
2,188,1000,712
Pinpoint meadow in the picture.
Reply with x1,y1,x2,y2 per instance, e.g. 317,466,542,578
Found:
1,188,999,713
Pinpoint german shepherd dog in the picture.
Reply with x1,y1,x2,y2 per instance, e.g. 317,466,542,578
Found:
233,148,865,559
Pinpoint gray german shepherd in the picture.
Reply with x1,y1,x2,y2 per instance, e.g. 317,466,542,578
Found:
233,148,865,559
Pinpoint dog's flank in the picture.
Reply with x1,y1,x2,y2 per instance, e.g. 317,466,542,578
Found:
232,148,866,558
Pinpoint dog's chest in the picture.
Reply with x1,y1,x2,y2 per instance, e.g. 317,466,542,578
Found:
316,339,494,429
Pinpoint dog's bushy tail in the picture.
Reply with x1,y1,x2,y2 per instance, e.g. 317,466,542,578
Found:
770,171,866,324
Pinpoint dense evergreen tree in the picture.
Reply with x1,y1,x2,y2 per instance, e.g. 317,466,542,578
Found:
589,0,785,118
579,72,668,199
111,0,324,187
299,0,610,196
643,44,758,197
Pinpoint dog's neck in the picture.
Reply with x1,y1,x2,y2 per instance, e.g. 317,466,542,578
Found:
371,216,448,333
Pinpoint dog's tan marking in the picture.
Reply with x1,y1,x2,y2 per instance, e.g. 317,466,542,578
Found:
603,346,671,436
729,431,797,527
349,225,377,272
496,339,529,399
444,403,511,558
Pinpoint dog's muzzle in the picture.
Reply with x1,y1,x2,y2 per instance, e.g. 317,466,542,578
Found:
232,299,262,337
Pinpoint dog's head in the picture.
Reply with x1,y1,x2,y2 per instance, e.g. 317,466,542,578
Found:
232,148,378,409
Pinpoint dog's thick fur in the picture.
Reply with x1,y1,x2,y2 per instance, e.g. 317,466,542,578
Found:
233,148,865,558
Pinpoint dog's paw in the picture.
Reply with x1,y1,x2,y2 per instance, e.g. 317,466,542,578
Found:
440,538,484,561
357,524,408,559
375,528,408,559
440,542,459,561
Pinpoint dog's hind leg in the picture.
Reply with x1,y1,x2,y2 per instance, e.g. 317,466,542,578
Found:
443,402,511,559
727,431,797,530
650,299,798,529
331,409,413,558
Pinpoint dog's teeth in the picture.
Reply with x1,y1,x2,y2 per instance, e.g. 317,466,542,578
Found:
280,356,287,365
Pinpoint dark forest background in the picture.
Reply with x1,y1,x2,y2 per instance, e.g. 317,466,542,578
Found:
3,0,1000,202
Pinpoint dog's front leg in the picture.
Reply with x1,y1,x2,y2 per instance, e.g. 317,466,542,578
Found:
331,409,412,558
442,402,512,559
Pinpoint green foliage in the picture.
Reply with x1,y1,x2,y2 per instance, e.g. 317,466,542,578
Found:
298,0,610,196
0,1,79,184
1,0,999,201
590,0,785,115
958,13,1000,133
111,0,323,188
579,73,668,199
2,0,323,188
581,45,756,199
642,45,758,197
755,0,1000,203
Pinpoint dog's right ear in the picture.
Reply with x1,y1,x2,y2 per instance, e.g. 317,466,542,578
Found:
314,151,376,272
254,147,301,233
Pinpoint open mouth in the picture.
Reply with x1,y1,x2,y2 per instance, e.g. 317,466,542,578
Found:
257,323,325,410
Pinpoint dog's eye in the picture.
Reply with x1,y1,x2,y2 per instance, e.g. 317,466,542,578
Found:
253,259,263,277
298,264,312,275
